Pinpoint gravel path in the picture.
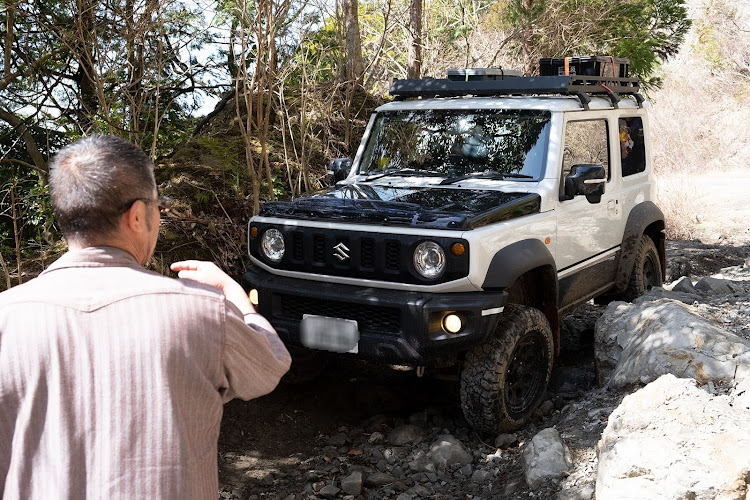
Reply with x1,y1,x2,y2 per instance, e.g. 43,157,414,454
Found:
217,239,750,499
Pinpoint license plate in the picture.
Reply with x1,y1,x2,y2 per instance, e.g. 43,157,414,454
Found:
300,314,359,353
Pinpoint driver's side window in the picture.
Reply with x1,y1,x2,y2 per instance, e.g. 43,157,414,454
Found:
562,120,609,182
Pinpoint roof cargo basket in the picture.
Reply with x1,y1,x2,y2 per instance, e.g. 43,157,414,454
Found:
446,68,522,81
389,74,643,110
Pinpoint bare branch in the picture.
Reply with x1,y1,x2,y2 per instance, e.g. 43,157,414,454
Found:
0,107,48,180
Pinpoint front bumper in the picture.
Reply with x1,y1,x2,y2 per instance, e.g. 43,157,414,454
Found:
241,265,507,364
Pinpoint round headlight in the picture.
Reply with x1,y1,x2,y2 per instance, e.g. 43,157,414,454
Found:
413,241,446,279
260,228,285,262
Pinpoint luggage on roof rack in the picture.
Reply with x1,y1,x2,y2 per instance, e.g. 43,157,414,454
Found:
540,56,630,78
389,74,643,109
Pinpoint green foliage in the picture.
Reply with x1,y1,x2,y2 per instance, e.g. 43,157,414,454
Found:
504,0,691,86
194,135,246,195
261,172,289,199
692,0,750,90
0,125,66,262
608,0,691,85
695,24,724,67
293,22,342,84
0,173,56,264
1,0,209,157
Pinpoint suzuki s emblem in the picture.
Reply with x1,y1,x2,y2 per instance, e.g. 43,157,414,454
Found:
333,242,350,262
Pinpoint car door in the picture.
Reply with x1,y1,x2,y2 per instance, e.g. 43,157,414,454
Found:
556,113,625,310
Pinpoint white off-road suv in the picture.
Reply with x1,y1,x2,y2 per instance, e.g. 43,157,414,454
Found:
242,58,666,433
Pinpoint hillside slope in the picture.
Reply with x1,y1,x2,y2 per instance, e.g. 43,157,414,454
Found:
649,0,750,242
152,85,382,278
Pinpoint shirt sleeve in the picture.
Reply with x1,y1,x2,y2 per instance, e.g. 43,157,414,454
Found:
219,300,291,403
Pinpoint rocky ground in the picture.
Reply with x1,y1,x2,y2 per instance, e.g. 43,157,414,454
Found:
216,239,750,500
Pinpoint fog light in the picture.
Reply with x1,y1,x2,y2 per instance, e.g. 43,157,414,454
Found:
249,289,259,306
443,313,463,334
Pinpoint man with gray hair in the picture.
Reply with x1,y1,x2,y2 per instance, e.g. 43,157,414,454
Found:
0,135,291,498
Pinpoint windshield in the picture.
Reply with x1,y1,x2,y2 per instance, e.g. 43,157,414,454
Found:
357,109,551,180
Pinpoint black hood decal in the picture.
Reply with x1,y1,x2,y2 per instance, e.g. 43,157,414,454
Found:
258,184,541,230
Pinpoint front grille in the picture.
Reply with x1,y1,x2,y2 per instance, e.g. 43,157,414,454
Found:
313,234,326,263
361,238,375,269
285,230,406,279
276,293,402,334
251,225,470,285
385,240,400,270
292,232,304,261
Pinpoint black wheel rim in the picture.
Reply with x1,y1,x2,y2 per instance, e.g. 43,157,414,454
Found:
643,252,660,291
504,331,547,419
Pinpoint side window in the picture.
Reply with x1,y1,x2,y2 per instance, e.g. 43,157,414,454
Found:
561,120,610,182
619,116,646,176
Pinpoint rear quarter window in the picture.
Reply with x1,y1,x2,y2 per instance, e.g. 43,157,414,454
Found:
619,116,646,176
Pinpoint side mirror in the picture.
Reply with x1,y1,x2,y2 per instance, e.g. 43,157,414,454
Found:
327,158,353,183
562,164,606,203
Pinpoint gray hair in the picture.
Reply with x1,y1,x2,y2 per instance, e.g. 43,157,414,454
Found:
49,135,156,243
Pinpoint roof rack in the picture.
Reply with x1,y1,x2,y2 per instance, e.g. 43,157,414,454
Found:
389,75,643,110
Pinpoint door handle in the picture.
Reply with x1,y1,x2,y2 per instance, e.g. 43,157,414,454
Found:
607,199,619,215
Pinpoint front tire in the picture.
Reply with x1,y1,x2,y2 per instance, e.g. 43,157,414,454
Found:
460,304,554,433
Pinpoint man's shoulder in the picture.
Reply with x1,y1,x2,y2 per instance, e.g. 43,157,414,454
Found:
0,265,228,311
149,270,226,300
96,266,230,306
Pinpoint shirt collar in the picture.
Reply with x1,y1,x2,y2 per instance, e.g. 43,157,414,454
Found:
41,246,142,275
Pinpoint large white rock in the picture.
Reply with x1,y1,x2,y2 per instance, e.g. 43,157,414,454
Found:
733,362,750,410
521,428,573,489
597,374,750,499
595,298,750,388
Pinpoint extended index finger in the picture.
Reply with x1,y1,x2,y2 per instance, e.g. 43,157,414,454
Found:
170,260,203,272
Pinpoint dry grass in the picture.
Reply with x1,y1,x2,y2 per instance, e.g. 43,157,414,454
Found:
648,0,750,241
649,0,750,175
656,175,699,241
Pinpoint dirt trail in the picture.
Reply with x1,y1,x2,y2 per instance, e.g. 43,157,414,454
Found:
658,168,750,244
216,240,750,499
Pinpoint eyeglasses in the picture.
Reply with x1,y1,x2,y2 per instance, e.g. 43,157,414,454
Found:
120,195,172,214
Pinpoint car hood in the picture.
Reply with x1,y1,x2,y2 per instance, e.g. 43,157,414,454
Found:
258,184,541,230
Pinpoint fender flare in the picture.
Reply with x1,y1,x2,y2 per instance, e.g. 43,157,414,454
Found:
615,201,666,289
482,239,556,290
482,239,560,354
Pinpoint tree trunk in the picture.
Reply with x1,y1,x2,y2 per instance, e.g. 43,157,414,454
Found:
0,251,11,290
10,181,22,285
407,0,423,79
0,107,48,181
4,2,15,75
125,0,142,142
521,0,536,75
342,0,364,83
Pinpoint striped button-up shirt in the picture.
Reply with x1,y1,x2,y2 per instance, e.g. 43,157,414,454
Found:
0,246,291,499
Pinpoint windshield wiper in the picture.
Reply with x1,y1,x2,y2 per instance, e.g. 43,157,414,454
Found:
439,170,534,185
361,168,445,182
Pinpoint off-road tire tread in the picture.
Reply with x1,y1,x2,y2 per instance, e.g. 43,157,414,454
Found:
621,235,662,302
460,304,554,434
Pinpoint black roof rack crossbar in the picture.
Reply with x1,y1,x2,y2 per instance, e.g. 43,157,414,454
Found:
389,75,643,108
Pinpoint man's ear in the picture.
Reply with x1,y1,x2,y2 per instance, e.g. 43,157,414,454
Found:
123,200,150,233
